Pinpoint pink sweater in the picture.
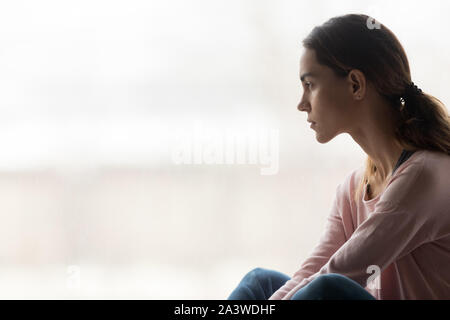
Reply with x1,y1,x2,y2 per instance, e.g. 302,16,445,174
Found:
269,149,450,300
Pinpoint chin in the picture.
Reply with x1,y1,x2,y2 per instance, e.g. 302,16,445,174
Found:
315,131,337,144
316,136,332,144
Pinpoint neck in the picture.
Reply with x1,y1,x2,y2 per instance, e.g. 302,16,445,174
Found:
348,102,404,182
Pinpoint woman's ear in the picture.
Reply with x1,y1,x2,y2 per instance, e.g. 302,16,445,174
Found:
348,69,366,100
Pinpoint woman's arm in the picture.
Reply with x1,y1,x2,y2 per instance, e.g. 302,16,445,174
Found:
278,159,446,300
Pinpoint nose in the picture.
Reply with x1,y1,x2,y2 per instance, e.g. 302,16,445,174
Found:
297,99,310,112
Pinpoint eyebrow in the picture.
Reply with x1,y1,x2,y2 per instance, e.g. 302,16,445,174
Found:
300,72,316,82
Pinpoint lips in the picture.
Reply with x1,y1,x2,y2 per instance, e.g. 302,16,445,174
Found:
307,120,316,129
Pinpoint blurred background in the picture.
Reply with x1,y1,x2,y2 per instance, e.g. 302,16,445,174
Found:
0,0,448,299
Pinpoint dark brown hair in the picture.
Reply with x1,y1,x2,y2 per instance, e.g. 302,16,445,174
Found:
302,14,450,202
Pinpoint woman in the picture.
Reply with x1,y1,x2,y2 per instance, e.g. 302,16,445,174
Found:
228,13,450,300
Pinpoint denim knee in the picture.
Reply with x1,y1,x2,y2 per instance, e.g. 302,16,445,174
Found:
244,267,267,282
242,267,290,289
291,273,376,300
308,273,349,291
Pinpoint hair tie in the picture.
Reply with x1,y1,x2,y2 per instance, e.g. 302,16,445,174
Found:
404,81,423,97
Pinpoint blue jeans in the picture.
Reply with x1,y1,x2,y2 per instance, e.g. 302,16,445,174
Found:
227,268,376,300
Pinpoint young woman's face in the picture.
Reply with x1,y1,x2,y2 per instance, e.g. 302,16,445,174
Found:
298,48,356,143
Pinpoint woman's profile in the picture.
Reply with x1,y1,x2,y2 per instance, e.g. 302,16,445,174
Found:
228,13,450,300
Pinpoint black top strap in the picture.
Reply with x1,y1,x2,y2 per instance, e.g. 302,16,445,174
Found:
366,149,416,199
392,149,416,175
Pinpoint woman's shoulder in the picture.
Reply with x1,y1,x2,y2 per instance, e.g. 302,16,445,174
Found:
337,149,449,195
420,149,450,165
406,149,450,180
345,164,365,188
335,165,365,201
415,149,450,185
383,149,450,211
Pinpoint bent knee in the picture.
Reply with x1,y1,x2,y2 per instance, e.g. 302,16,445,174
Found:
309,273,352,290
246,267,267,279
244,267,280,284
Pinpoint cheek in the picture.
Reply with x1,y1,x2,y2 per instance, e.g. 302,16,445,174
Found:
314,95,350,131
313,89,340,116
319,88,348,115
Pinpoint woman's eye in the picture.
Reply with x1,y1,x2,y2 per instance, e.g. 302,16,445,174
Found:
305,82,312,89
